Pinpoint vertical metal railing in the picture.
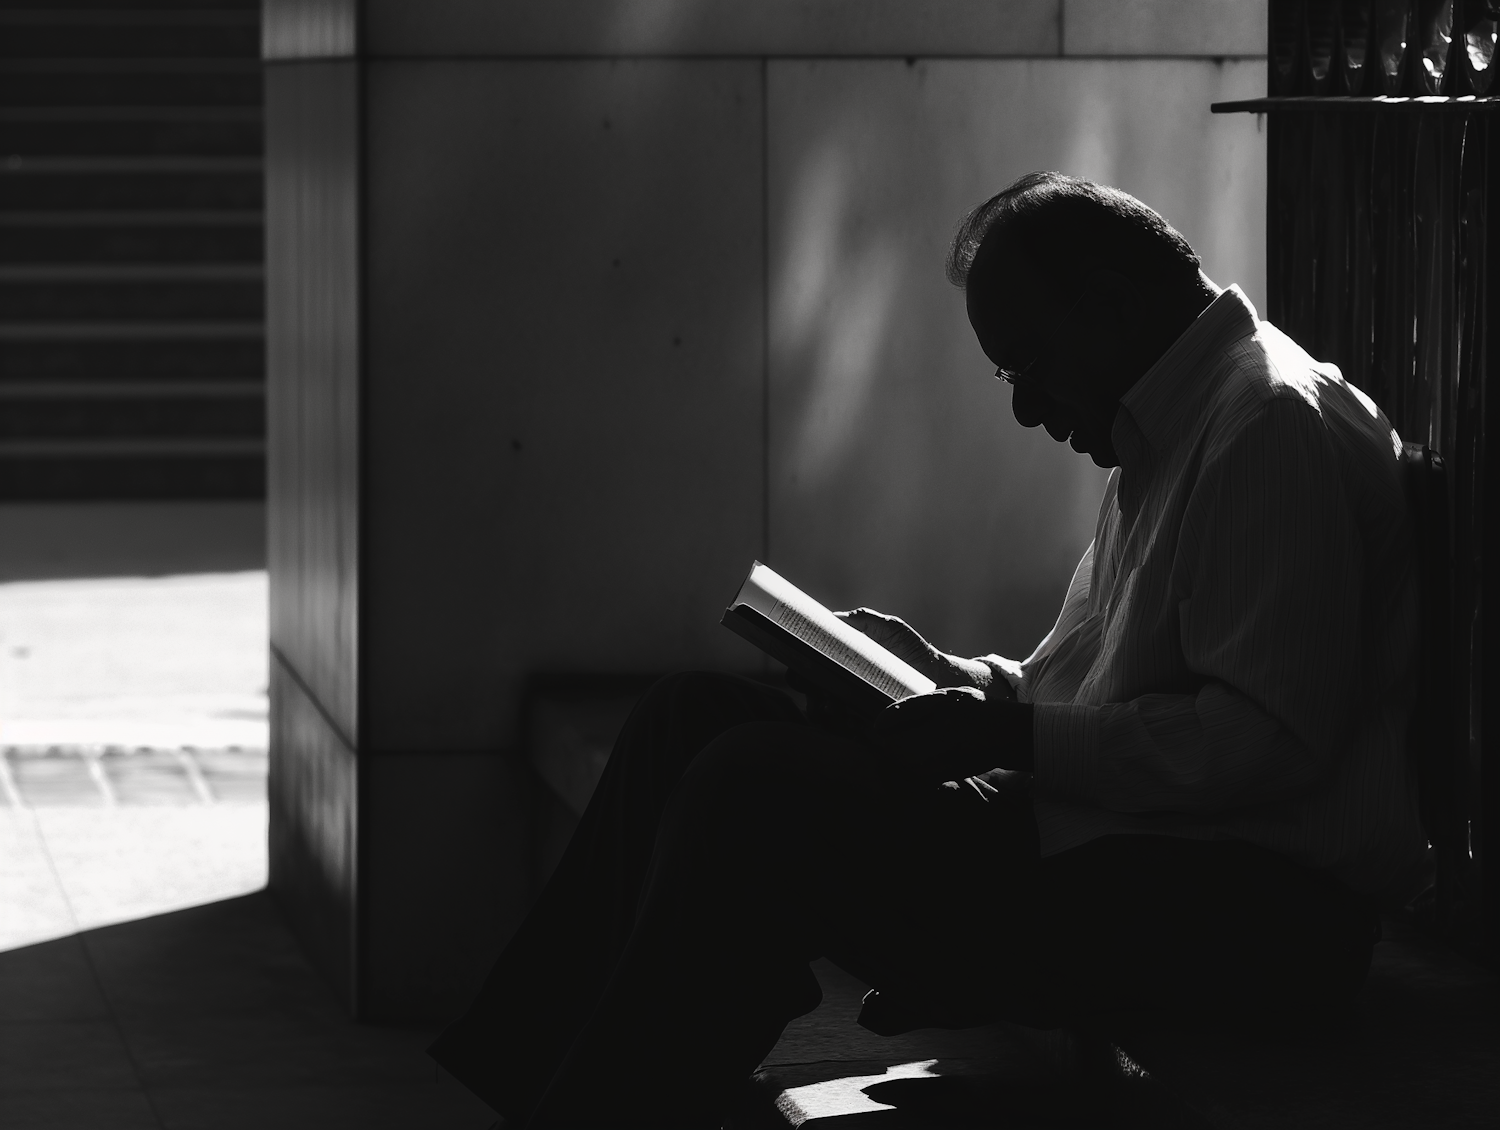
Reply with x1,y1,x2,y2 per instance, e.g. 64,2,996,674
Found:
1244,0,1500,962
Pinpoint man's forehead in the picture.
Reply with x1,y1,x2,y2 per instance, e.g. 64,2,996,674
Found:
968,232,1053,314
966,268,1049,348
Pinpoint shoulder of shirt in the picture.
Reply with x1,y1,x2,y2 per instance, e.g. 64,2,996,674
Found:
1196,318,1404,481
1206,317,1377,433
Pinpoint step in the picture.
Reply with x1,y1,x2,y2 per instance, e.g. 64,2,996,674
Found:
0,438,262,455
0,0,257,10
0,59,261,107
0,451,264,500
0,379,262,397
0,394,264,442
0,107,261,157
0,321,262,339
0,263,261,281
0,164,261,210
0,335,263,380
0,215,262,263
0,11,259,60
0,278,262,321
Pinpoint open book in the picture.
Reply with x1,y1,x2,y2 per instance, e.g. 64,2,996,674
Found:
721,561,936,714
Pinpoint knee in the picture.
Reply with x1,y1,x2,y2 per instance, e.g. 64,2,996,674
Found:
691,720,791,773
645,669,741,707
681,721,837,805
632,671,802,737
634,670,753,721
664,722,813,838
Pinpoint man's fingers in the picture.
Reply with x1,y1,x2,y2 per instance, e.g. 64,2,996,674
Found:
877,689,956,733
837,608,891,637
964,775,1000,802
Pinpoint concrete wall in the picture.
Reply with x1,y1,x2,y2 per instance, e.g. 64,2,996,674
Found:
265,0,1268,1019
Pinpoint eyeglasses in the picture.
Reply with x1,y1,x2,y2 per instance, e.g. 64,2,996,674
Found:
993,286,1089,386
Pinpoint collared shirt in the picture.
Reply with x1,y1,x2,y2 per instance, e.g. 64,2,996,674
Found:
1001,285,1428,905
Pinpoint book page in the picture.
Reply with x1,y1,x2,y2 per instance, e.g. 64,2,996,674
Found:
733,562,936,702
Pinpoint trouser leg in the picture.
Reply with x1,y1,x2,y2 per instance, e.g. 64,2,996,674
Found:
428,672,803,1121
528,727,1043,1128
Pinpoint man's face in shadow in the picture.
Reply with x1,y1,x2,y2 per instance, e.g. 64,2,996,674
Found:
964,248,1138,469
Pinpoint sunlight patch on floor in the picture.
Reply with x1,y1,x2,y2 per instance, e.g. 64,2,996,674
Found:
0,805,268,952
0,570,270,954
0,571,267,751
775,1059,939,1123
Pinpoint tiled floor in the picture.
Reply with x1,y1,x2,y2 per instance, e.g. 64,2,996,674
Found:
0,560,500,1128
0,893,498,1129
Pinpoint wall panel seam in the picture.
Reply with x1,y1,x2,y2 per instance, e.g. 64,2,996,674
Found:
271,643,359,755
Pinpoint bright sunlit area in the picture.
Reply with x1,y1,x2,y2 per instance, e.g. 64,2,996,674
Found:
0,504,268,954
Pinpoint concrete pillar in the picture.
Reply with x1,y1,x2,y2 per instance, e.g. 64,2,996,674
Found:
263,0,1267,1020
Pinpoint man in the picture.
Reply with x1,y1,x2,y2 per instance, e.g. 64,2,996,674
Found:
431,173,1429,1128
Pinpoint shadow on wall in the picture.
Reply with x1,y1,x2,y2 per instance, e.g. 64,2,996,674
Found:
356,54,1266,748
768,57,1265,660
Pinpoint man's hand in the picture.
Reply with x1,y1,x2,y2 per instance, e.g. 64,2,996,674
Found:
837,608,993,689
873,685,1034,784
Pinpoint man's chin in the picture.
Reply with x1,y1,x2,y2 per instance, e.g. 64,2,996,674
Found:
1070,433,1118,468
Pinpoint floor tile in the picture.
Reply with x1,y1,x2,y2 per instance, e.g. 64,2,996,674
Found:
0,1020,140,1091
33,807,266,932
150,1083,495,1130
122,1011,439,1090
0,809,77,950
0,1087,161,1130
0,935,109,1022
85,894,338,1020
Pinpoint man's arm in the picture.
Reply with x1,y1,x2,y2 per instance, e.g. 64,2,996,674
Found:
1036,397,1365,815
838,537,1101,782
836,609,995,690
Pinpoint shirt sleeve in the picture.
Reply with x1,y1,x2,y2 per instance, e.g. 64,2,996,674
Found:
972,538,1096,703
1034,396,1365,815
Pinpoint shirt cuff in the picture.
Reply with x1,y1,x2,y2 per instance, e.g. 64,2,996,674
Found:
975,654,1024,700
1032,702,1100,801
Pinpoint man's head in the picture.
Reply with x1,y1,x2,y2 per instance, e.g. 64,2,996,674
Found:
949,173,1216,466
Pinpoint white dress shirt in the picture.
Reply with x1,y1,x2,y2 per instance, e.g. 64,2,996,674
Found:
1002,285,1429,906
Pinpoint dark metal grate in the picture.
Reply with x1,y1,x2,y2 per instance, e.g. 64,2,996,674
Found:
1220,0,1500,965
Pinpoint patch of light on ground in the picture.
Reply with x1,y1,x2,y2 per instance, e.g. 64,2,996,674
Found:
0,571,269,953
775,1060,940,1122
0,571,267,749
0,806,267,951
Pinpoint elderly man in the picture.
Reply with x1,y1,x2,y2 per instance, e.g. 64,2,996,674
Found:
431,173,1429,1129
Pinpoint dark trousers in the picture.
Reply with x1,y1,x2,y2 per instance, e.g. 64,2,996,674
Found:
429,672,1377,1128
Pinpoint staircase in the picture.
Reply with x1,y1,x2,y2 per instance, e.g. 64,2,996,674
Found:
0,0,263,500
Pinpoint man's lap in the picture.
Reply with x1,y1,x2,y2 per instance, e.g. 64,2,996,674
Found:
645,672,1375,1026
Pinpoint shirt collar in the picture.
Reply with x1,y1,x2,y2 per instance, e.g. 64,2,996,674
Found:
1112,285,1260,471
